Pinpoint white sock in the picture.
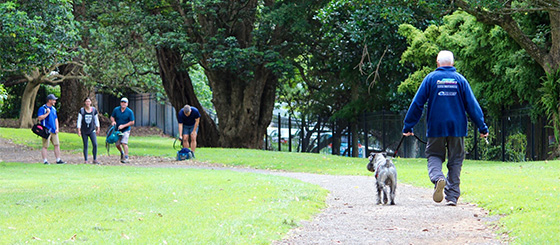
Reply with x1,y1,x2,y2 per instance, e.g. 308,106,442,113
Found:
44,159,48,163
56,158,61,162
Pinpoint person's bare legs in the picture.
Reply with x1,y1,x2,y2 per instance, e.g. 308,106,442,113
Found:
190,133,197,152
41,147,48,161
182,134,191,149
54,144,61,159
123,143,129,156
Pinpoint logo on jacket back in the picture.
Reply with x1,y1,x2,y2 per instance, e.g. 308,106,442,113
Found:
437,78,458,96
438,91,457,96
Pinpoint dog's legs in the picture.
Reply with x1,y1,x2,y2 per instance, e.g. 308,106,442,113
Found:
389,183,396,205
376,184,383,205
382,186,389,204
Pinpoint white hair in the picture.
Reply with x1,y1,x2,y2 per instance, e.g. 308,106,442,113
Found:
437,50,454,66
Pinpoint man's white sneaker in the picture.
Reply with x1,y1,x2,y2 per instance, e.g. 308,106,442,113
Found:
433,179,446,203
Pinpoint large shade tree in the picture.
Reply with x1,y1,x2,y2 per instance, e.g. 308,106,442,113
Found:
138,0,327,148
278,0,445,155
453,0,560,156
0,0,81,127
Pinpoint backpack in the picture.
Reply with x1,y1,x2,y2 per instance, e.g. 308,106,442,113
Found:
31,105,51,139
176,147,193,161
105,125,122,155
79,107,97,118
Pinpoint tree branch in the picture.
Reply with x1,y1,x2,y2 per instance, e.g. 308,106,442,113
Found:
455,0,551,69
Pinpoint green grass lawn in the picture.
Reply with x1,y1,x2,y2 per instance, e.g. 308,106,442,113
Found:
0,162,326,243
2,127,560,243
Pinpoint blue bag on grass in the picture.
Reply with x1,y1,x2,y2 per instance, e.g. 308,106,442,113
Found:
177,148,193,161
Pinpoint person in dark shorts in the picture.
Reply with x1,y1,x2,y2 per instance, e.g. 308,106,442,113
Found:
177,104,200,158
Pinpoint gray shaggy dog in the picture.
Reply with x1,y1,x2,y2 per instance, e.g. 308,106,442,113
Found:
367,152,397,205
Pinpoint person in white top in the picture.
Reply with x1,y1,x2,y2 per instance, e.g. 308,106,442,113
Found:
77,97,101,164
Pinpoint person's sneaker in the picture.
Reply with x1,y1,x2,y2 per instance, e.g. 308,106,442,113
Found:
445,200,457,206
121,156,129,164
56,160,66,164
120,153,124,161
43,161,49,165
433,178,446,203
93,160,100,165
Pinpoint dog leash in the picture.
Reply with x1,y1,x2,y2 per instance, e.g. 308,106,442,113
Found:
393,134,427,157
173,138,183,151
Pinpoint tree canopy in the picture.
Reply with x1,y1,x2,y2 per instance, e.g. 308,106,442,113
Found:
1,0,559,153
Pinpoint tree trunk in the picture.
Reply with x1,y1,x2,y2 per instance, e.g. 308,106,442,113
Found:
155,47,219,147
58,60,94,127
204,66,277,149
351,122,359,157
351,82,360,157
18,79,41,128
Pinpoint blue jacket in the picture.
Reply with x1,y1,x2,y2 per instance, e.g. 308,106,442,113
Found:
403,66,488,137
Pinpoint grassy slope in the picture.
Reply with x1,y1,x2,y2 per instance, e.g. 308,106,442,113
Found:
0,163,326,243
2,127,560,243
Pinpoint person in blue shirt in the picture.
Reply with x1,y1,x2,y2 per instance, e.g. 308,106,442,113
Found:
177,105,201,156
110,97,135,163
402,50,489,206
37,94,65,164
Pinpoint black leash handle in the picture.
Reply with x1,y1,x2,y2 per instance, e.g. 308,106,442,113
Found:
393,134,427,158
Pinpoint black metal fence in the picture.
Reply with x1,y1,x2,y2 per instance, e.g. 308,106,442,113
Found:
95,93,217,137
95,92,554,161
266,108,554,161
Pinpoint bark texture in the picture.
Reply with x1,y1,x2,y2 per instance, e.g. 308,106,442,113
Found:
18,79,41,128
203,66,277,148
58,63,94,126
156,47,219,147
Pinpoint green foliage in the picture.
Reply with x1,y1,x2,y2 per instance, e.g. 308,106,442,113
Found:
0,0,80,76
190,65,214,111
465,124,528,162
0,84,6,112
279,0,446,124
398,11,545,117
0,163,326,243
539,71,560,145
0,84,60,118
81,1,164,98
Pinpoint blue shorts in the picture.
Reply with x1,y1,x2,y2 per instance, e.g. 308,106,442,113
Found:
183,125,199,136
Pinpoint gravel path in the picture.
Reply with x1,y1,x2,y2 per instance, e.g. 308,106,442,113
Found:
0,137,506,244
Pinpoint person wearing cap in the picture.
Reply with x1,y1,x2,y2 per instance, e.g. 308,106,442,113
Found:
177,104,201,157
37,94,66,164
110,97,135,163
402,50,489,206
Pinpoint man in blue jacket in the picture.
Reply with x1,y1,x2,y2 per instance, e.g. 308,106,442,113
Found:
402,50,489,206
